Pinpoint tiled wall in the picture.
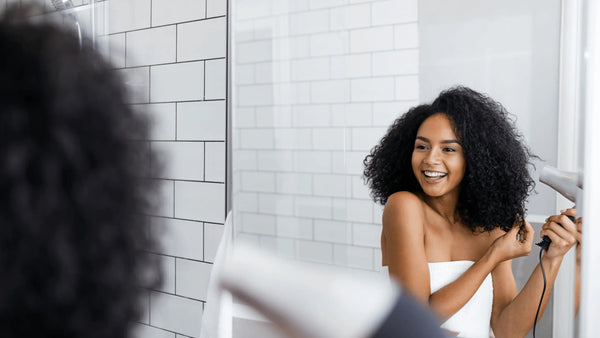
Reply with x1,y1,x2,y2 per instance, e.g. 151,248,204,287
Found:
0,1,224,337
100,1,228,337
232,0,419,272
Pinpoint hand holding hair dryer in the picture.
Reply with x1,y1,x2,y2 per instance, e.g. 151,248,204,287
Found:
537,166,583,249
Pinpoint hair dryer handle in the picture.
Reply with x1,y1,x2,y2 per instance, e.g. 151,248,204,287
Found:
535,215,576,250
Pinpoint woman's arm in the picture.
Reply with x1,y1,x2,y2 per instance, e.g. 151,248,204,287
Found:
491,255,560,338
384,192,529,320
428,222,533,321
491,211,580,337
383,192,431,303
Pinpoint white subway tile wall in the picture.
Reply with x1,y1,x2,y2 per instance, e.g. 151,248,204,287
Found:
234,0,418,272
0,1,221,337
103,0,228,336
150,292,204,337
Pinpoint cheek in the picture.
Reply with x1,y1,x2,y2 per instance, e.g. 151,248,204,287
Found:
411,152,420,175
450,156,467,179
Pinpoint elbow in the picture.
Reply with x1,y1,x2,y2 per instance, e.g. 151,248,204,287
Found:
491,318,528,338
492,327,526,338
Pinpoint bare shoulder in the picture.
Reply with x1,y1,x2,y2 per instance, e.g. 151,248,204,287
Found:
382,191,426,234
386,191,423,205
385,191,424,211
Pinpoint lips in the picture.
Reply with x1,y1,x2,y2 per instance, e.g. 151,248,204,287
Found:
423,170,447,179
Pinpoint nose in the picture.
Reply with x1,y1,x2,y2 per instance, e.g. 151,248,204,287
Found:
424,148,441,165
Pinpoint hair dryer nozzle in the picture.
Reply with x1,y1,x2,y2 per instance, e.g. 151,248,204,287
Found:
539,166,582,203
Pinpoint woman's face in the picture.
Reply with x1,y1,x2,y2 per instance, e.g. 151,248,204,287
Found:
411,113,466,199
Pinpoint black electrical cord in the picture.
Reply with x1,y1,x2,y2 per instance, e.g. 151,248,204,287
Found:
533,246,546,338
532,215,574,338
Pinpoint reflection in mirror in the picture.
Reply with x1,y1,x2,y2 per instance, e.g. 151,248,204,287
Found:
230,0,587,337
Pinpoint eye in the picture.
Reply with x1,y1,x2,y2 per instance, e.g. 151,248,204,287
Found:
443,147,456,152
415,144,427,150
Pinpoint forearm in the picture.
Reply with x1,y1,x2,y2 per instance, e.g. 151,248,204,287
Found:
429,252,498,320
494,255,562,337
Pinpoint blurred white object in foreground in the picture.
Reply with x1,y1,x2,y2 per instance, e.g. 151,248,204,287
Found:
220,242,398,338
200,212,446,338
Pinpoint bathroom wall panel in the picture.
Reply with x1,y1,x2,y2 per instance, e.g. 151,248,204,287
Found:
349,25,394,53
151,0,206,27
204,58,227,99
117,67,150,104
97,32,125,68
203,223,225,263
154,254,176,294
205,142,226,182
150,180,175,218
371,0,417,25
174,181,226,223
151,142,205,181
206,0,227,18
150,217,205,261
329,3,371,30
126,25,176,67
108,0,150,34
150,61,206,102
150,292,204,337
177,101,227,141
175,259,213,301
177,17,226,62
350,77,394,101
142,103,177,141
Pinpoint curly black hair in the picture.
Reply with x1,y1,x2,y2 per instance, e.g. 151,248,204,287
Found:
0,6,160,337
363,86,536,232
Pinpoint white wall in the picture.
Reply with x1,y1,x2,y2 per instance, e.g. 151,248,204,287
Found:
101,1,228,337
232,0,419,272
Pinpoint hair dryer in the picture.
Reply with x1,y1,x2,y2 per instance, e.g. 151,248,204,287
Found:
537,166,583,249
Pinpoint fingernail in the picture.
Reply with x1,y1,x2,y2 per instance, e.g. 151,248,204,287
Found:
560,209,566,213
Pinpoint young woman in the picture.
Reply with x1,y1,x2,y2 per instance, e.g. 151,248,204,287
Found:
363,87,581,337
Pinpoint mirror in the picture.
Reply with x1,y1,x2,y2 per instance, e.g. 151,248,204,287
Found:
230,0,588,337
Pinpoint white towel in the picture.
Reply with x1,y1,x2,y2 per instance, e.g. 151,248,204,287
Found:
429,261,494,338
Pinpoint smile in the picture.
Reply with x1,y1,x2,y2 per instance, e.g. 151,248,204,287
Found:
423,170,447,178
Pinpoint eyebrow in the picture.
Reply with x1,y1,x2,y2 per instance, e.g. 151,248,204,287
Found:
416,136,461,145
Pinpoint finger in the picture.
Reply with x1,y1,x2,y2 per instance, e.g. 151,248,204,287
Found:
561,208,577,217
540,228,563,247
546,214,577,232
521,219,534,243
575,230,582,244
547,217,579,239
543,222,576,246
508,223,520,238
576,217,582,232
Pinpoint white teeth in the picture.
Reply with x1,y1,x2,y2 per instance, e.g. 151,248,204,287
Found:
424,171,447,178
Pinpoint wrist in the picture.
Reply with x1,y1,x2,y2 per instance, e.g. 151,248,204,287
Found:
541,253,562,270
483,246,501,267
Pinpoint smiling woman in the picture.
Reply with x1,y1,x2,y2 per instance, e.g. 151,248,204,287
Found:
411,114,466,200
363,87,581,337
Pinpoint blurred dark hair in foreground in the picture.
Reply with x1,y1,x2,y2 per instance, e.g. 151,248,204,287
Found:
0,5,161,337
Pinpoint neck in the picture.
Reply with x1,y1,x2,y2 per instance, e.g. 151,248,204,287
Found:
422,190,460,224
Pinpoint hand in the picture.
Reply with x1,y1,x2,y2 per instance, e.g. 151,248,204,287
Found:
540,208,580,260
491,219,534,263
